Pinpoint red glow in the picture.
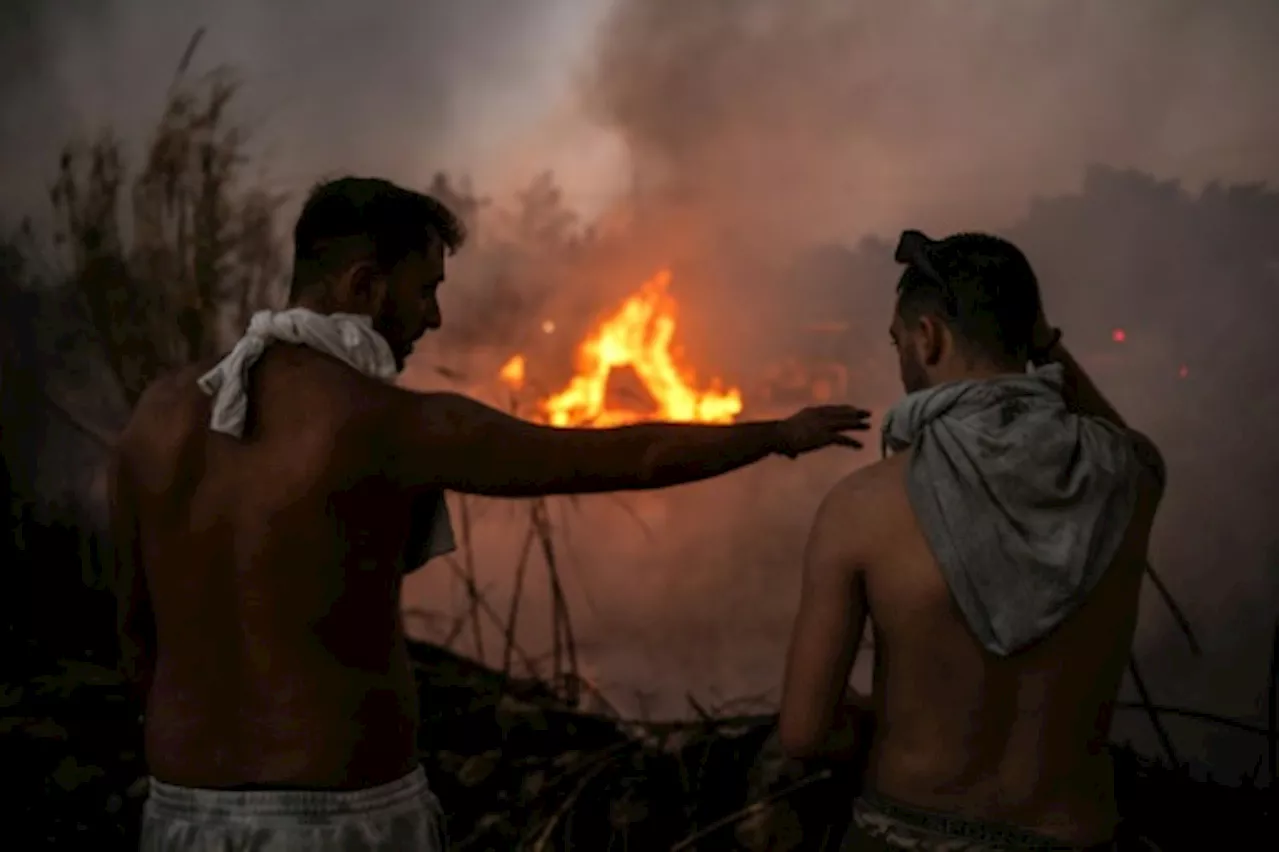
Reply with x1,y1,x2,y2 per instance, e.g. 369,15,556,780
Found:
1178,365,1189,379
1111,328,1127,343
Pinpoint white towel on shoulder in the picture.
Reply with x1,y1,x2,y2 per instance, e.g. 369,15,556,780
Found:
197,308,455,564
198,309,397,438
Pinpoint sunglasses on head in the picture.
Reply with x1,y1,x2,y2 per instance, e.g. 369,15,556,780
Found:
894,230,947,290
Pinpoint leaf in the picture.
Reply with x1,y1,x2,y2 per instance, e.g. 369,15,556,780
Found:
50,757,104,792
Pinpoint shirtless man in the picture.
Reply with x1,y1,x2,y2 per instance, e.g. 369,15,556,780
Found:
109,176,872,851
778,231,1166,851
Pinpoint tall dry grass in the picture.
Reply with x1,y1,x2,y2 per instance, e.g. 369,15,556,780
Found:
49,41,287,405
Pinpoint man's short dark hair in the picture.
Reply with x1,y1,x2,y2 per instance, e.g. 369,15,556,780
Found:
894,231,1041,366
289,177,467,300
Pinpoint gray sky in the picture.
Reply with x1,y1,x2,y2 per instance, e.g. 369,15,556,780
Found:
0,0,623,220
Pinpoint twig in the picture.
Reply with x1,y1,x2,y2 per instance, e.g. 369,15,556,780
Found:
557,668,626,719
533,498,580,705
1142,562,1201,655
173,28,206,85
1113,702,1270,738
1128,657,1181,768
441,559,539,675
685,693,713,722
668,768,835,851
441,614,471,652
501,521,538,680
602,493,656,541
32,383,118,449
458,495,485,663
529,741,635,852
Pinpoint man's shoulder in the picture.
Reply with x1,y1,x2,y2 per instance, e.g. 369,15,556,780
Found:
249,347,405,435
826,454,909,507
1081,415,1168,501
808,457,911,550
122,363,213,446
1125,429,1167,497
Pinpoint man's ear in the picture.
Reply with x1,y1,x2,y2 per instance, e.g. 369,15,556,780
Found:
918,315,947,367
333,260,388,315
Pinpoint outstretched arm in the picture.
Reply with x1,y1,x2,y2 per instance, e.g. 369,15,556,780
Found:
381,390,870,498
778,475,872,761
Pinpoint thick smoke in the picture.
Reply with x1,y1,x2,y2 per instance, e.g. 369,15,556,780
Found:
589,0,1274,240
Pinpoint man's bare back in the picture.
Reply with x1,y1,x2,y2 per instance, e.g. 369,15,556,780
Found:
117,347,427,788
778,231,1166,850
825,450,1159,843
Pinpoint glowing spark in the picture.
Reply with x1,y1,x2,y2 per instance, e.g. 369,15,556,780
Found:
542,320,556,334
1112,328,1127,343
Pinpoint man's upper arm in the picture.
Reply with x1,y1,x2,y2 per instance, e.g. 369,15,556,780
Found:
778,476,869,757
380,389,603,497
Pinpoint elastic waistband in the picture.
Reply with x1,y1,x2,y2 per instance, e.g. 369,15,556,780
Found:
854,789,1083,850
146,766,432,821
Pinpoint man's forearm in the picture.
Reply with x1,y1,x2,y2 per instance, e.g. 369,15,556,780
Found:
415,392,803,498
628,420,786,489
522,420,786,497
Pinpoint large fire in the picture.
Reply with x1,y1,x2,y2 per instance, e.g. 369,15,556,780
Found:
498,269,743,428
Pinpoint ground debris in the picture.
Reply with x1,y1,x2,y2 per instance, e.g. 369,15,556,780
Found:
2,638,1271,850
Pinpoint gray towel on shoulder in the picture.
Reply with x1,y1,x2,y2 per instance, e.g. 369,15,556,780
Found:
881,363,1140,656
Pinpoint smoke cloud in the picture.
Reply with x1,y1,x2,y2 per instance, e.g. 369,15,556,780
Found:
590,0,1274,238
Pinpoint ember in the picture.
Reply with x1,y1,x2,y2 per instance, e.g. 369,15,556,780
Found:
1112,328,1127,343
500,270,743,428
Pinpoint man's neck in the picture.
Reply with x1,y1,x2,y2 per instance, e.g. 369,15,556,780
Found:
927,361,1023,388
289,295,334,315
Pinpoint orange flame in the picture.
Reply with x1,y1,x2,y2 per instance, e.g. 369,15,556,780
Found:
499,354,525,389
502,269,743,428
